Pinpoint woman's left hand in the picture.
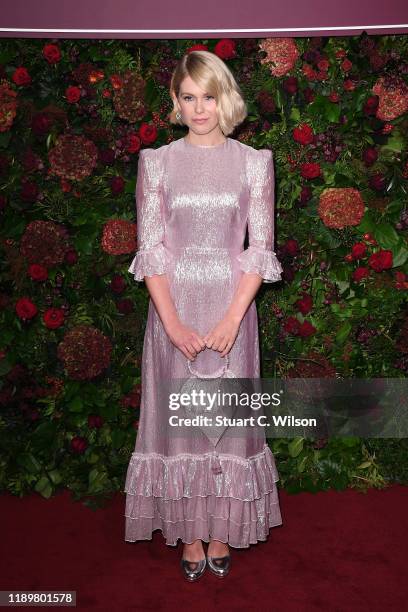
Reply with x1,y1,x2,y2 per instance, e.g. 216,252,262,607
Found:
203,315,241,357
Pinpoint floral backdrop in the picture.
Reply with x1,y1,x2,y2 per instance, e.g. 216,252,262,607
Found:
0,34,407,503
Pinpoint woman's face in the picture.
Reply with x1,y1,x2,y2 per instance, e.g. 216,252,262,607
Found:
177,75,222,137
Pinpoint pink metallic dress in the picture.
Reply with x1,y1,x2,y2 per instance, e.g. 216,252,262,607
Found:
124,136,284,548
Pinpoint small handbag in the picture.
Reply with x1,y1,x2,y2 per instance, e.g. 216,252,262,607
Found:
179,352,240,449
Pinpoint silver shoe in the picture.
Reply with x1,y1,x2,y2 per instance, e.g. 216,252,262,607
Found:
180,556,207,582
206,554,231,578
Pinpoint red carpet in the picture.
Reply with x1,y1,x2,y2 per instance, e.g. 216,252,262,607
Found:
1,484,407,611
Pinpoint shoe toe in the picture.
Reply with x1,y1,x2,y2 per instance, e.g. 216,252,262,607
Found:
207,554,231,577
180,557,207,581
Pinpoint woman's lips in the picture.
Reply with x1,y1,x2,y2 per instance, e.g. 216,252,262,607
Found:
193,118,208,123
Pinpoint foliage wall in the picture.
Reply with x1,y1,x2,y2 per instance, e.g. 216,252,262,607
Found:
0,35,407,501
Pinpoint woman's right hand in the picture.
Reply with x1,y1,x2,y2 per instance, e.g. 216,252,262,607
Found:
165,320,206,360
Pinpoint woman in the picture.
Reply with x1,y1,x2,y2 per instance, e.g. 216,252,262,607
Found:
124,50,284,581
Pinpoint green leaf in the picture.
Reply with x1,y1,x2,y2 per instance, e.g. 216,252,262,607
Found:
373,223,400,248
35,476,53,499
288,437,304,457
68,396,84,412
335,321,352,343
356,210,376,234
17,453,42,474
391,242,408,267
290,107,300,122
381,130,405,153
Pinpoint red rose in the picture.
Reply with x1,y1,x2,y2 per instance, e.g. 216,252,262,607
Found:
340,59,352,72
88,415,103,428
43,43,61,64
284,239,299,257
71,436,88,454
328,92,340,103
116,298,134,314
363,96,379,116
15,297,37,320
28,263,48,281
343,79,356,92
65,249,78,265
43,308,65,329
303,88,315,103
214,39,236,60
138,122,158,145
12,67,31,86
301,162,321,179
352,267,370,282
351,242,367,259
369,172,386,191
295,293,313,315
187,44,209,53
300,185,312,204
65,86,81,103
317,59,330,71
111,274,126,294
127,133,142,154
283,77,298,95
298,320,317,338
21,180,39,203
283,316,301,335
110,176,125,195
293,123,314,145
362,147,378,167
368,249,393,272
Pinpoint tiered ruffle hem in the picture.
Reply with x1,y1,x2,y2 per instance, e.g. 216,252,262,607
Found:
124,443,282,548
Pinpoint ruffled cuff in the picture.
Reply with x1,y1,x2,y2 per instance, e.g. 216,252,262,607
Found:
237,245,283,283
128,243,168,281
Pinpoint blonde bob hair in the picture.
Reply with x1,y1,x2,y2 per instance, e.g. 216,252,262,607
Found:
168,50,247,136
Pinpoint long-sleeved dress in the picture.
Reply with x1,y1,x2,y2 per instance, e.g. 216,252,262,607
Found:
124,136,284,548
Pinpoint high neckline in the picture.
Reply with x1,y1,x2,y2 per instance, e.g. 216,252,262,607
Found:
183,137,228,149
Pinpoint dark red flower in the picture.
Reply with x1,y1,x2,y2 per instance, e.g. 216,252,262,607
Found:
369,172,386,191
300,185,313,205
293,123,314,145
71,436,88,453
88,415,103,428
284,239,299,257
301,162,321,179
66,86,81,103
116,298,134,315
110,175,125,195
283,77,298,95
28,263,48,281
297,320,317,337
12,67,31,86
139,122,157,145
110,274,126,294
295,293,313,315
368,249,393,272
362,147,378,167
353,267,370,282
43,43,61,64
283,316,301,335
65,249,78,265
43,308,65,330
351,242,367,259
15,297,38,320
214,39,236,60
363,95,379,116
187,44,209,53
340,58,352,72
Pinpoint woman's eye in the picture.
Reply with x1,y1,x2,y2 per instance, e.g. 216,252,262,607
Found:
183,96,214,101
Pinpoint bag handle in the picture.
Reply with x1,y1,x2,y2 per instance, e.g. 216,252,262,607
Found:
187,353,229,379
